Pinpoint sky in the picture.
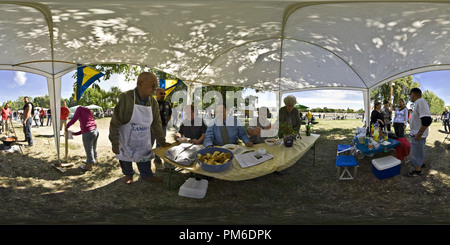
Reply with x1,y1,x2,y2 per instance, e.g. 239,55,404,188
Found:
0,69,449,110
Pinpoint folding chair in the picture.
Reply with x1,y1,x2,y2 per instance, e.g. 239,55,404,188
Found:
337,144,352,156
336,155,359,180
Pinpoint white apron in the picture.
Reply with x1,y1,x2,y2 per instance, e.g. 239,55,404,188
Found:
116,93,153,162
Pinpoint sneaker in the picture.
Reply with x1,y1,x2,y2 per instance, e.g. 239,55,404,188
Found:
123,175,133,184
403,170,422,177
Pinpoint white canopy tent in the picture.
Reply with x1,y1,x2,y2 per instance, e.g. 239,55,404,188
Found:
1,0,450,162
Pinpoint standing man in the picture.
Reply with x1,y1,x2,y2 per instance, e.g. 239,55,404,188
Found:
1,103,11,136
46,108,52,126
109,72,170,184
404,88,432,177
60,101,70,132
22,96,34,147
307,110,312,125
39,108,45,126
151,87,172,169
441,107,450,133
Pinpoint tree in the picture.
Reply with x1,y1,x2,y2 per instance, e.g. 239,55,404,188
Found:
370,75,420,106
422,90,445,115
14,96,28,111
5,100,18,111
74,64,248,110
106,86,122,105
33,95,50,108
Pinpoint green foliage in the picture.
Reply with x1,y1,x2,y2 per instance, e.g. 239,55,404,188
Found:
33,95,50,108
86,64,179,82
307,107,363,113
370,75,446,115
422,90,445,115
370,75,420,106
67,86,123,110
278,121,297,137
80,64,247,110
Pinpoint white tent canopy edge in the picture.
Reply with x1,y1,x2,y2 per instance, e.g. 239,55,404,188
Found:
1,1,450,163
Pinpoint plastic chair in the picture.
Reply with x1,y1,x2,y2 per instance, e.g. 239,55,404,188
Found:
337,144,352,156
336,155,359,180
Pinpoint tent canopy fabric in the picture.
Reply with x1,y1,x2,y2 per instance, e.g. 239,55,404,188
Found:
1,0,450,162
1,0,449,90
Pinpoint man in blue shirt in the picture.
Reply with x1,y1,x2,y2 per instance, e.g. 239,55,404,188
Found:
203,104,253,148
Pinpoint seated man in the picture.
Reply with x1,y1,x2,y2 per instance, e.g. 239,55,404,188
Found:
203,104,253,148
246,107,274,144
175,104,207,144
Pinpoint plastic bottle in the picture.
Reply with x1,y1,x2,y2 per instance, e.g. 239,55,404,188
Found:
373,125,379,141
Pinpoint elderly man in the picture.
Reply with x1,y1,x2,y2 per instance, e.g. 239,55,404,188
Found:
278,95,301,137
204,104,253,148
109,72,170,184
404,88,432,177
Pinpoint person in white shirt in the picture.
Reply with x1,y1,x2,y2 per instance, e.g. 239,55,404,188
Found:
404,88,432,177
393,98,408,138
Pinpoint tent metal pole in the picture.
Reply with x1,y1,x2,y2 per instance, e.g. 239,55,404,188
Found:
46,76,61,164
363,88,371,128
186,82,193,105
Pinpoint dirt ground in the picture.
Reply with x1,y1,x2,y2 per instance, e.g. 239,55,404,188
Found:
0,117,449,224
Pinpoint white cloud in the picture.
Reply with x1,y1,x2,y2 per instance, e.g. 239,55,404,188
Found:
14,71,27,86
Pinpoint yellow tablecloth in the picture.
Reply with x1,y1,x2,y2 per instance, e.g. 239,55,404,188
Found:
153,134,320,181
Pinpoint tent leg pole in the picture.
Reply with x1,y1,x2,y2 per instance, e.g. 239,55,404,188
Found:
363,88,371,128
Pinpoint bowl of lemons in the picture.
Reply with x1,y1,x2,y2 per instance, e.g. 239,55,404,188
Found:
196,147,234,173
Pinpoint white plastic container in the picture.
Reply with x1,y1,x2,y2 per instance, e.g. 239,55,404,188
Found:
178,178,208,199
371,156,401,179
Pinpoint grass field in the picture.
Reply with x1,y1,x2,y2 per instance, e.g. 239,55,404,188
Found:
0,117,449,224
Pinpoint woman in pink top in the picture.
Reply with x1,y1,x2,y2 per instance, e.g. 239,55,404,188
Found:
66,106,99,171
1,103,11,135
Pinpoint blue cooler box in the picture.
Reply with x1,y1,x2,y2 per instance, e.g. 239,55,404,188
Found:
371,156,401,180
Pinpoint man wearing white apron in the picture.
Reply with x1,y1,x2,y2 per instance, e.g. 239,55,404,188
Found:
109,72,169,184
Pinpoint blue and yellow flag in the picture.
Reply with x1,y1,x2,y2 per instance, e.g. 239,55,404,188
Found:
159,79,181,99
74,64,104,101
